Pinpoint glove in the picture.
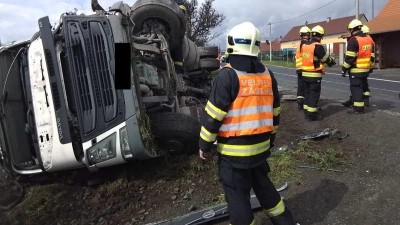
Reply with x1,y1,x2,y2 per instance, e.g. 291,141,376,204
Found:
341,70,347,77
327,57,336,67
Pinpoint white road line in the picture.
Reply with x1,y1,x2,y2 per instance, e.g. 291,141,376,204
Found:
268,65,400,84
273,71,399,93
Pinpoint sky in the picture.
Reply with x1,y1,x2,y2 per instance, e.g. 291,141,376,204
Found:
0,0,389,48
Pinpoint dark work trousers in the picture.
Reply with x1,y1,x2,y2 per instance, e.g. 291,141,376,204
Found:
297,73,305,106
303,77,322,113
349,73,369,112
219,159,283,225
362,74,370,98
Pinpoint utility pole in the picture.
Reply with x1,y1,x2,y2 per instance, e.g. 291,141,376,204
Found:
268,22,272,61
356,0,359,19
372,0,374,19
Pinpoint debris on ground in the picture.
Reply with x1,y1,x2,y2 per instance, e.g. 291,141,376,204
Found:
281,95,298,101
300,128,349,140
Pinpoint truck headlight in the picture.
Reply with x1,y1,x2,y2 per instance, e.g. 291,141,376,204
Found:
120,127,132,159
87,133,116,164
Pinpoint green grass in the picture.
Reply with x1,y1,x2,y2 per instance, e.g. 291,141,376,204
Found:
269,139,348,186
262,60,295,68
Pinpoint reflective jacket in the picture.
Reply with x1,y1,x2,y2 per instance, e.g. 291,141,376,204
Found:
352,36,373,72
342,32,375,74
216,66,274,156
301,43,324,78
295,39,309,73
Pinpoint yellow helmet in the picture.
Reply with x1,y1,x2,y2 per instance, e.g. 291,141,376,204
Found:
361,25,370,34
311,25,325,36
226,22,261,57
299,26,311,35
348,19,363,30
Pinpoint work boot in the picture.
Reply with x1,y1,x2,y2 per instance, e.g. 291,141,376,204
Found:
269,209,297,225
364,97,370,107
297,99,304,110
342,96,353,107
308,112,320,121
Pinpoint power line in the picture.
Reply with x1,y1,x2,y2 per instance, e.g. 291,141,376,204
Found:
271,0,340,25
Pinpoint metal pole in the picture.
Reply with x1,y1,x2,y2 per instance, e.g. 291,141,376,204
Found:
268,22,272,61
372,0,374,18
356,0,359,19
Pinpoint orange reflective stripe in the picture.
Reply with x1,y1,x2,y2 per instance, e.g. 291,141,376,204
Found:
219,125,273,137
223,111,274,124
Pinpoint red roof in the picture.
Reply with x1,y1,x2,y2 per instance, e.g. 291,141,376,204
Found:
367,0,400,34
281,14,367,43
260,41,281,52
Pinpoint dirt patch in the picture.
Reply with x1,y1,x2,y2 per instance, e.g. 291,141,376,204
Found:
1,93,400,225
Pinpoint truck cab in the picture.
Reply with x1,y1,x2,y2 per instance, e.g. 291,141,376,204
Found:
0,1,219,175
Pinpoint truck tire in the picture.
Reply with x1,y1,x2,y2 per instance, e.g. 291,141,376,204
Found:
199,58,220,71
199,46,219,59
130,0,186,49
150,112,200,154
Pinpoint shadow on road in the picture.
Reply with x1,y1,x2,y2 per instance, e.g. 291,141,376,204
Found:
288,179,348,225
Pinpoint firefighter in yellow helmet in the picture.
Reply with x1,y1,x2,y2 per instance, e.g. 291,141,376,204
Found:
341,19,375,113
199,21,298,225
300,25,335,121
295,26,311,110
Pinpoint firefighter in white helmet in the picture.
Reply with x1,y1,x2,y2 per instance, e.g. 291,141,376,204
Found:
300,25,335,121
341,19,375,113
295,26,311,110
199,21,298,225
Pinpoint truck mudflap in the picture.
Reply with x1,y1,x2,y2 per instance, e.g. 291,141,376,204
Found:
147,183,288,225
38,16,72,144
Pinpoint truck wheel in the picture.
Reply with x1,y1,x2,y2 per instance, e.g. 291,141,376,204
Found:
150,112,200,154
130,0,186,49
199,46,219,59
199,58,220,71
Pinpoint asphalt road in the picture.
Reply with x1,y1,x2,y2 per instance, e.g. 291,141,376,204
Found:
268,65,400,111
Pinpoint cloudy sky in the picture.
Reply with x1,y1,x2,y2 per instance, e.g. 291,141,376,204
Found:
0,0,388,48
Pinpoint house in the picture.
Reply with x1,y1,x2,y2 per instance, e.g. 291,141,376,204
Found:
367,0,400,68
280,15,368,65
259,39,282,60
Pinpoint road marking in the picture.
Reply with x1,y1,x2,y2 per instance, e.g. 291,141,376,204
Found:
272,71,399,93
268,65,400,84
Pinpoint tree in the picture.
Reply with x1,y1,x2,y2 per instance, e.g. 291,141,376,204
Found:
184,0,225,46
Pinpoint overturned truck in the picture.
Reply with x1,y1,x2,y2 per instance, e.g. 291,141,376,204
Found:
0,0,219,175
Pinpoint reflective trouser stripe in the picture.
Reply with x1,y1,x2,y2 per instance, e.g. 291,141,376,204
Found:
302,72,323,78
363,91,370,96
303,104,308,110
307,107,318,112
265,198,285,217
354,101,364,107
297,96,304,99
273,107,281,116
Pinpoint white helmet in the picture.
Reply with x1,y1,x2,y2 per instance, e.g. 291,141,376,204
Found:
226,22,261,57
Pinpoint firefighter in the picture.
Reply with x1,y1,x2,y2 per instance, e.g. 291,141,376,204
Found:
295,26,311,110
198,21,298,225
341,20,375,113
301,25,335,121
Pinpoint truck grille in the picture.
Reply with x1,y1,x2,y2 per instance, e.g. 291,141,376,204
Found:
62,16,123,140
89,22,116,122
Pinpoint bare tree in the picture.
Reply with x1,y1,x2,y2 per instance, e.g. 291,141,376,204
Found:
184,0,225,46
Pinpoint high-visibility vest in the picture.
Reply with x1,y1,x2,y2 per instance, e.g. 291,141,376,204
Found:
351,36,373,73
218,66,274,138
295,43,303,70
301,43,324,78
